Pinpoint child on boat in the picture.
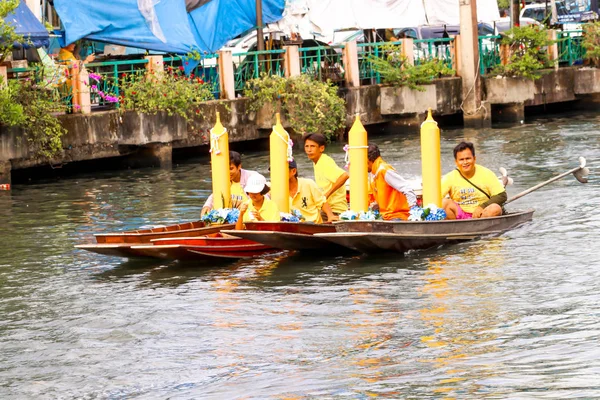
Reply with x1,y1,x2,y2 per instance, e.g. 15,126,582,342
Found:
235,173,280,230
288,159,338,223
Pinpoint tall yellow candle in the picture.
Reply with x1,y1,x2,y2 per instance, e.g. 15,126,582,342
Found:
209,112,230,209
348,114,368,212
269,113,290,213
420,109,442,207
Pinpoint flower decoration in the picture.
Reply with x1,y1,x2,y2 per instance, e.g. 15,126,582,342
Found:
408,204,446,221
340,210,382,221
280,209,305,222
201,208,240,225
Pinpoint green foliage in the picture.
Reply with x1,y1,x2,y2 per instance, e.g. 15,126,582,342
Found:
244,74,346,141
497,0,510,9
492,25,554,80
0,0,25,62
367,44,455,91
120,66,215,120
583,21,600,68
0,79,67,159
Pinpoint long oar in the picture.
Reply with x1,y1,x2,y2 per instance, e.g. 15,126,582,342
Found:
506,157,589,204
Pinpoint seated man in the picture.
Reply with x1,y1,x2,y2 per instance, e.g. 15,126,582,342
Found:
303,133,349,217
442,141,507,219
367,143,417,220
288,159,337,223
201,151,257,216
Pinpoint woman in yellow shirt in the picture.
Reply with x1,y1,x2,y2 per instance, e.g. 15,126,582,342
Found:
235,173,280,230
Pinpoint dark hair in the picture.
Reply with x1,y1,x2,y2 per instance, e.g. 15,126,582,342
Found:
302,133,326,147
367,143,381,162
230,151,242,167
260,184,270,196
453,141,475,159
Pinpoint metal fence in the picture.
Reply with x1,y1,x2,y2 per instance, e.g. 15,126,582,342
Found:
478,35,502,75
232,49,286,95
299,45,345,83
413,38,454,68
557,31,586,66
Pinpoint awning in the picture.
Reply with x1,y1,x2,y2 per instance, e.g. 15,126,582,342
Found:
4,1,50,48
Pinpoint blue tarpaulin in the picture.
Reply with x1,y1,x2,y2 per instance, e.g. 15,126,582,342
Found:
53,0,285,55
4,1,50,48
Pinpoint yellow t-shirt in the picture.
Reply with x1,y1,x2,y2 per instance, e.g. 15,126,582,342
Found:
290,177,326,223
313,154,348,214
242,197,280,222
229,181,248,209
441,165,505,213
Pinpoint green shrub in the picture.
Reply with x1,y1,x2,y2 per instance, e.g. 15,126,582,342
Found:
367,44,455,90
492,25,554,80
583,21,600,68
244,74,346,141
120,66,215,120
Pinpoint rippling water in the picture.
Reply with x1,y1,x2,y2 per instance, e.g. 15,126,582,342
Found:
1,112,599,399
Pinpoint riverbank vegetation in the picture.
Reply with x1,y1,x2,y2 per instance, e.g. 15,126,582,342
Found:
244,75,346,141
583,21,600,68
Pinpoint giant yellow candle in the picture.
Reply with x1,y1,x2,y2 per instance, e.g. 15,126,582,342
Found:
348,114,368,212
269,113,290,213
210,112,230,209
420,108,442,207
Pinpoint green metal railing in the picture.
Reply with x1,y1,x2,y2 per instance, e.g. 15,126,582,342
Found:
8,64,74,108
413,38,454,68
357,41,402,83
478,35,502,75
233,49,286,94
163,54,221,98
557,31,585,66
85,59,149,107
299,45,345,82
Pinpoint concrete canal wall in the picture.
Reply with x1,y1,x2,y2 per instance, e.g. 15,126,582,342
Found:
1,67,600,185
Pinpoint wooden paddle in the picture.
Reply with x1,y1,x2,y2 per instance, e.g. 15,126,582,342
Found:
506,157,589,204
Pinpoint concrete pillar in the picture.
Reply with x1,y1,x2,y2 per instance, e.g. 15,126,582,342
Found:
218,50,235,100
70,66,81,112
78,67,91,114
343,41,360,88
139,143,173,169
144,55,164,76
457,0,487,128
0,66,7,88
0,160,11,187
284,46,301,77
493,102,525,124
400,38,414,66
547,30,559,70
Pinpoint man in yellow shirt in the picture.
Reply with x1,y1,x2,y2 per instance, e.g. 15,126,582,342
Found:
235,173,280,230
442,141,506,219
303,133,348,216
288,159,337,223
201,151,257,216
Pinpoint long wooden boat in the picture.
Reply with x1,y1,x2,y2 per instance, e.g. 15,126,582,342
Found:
222,222,351,252
75,221,235,258
129,233,279,260
315,209,534,253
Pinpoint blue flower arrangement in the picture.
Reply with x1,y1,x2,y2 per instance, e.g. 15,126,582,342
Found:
201,208,240,225
280,209,305,222
339,210,382,221
408,204,446,221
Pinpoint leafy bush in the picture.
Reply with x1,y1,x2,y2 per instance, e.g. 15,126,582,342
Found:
120,66,215,120
244,74,346,141
0,0,24,62
0,79,67,159
583,21,600,68
492,25,554,80
367,44,455,90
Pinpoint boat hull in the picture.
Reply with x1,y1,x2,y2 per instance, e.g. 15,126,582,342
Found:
76,222,235,258
316,210,534,253
222,222,348,251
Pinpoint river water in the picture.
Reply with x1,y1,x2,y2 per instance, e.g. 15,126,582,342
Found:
1,112,599,399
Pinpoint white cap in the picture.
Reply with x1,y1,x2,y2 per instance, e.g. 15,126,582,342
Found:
244,173,268,194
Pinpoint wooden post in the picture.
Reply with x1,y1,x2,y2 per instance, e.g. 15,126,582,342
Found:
401,38,414,66
284,45,300,77
450,35,459,72
0,66,7,89
78,66,91,114
343,40,360,88
144,55,164,76
500,43,511,65
547,29,559,70
218,50,235,100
